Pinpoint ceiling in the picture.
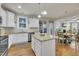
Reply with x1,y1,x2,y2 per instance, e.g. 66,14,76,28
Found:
2,3,79,20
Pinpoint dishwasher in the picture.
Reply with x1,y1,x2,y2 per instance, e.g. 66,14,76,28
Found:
28,32,35,42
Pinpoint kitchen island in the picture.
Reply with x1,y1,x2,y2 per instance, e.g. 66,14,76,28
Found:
32,34,55,56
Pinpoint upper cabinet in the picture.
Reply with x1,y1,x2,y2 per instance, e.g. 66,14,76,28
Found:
17,16,28,29
29,18,39,28
0,5,15,27
6,11,15,27
0,6,7,27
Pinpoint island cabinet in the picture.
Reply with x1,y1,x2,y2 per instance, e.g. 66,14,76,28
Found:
32,37,41,55
32,34,55,56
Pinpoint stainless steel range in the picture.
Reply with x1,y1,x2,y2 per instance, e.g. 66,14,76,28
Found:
0,36,8,56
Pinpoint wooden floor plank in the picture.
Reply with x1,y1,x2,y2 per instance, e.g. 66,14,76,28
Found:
8,42,78,56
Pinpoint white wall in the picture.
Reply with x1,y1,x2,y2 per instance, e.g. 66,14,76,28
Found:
4,27,14,33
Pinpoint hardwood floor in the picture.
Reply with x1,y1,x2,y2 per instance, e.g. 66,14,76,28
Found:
8,42,35,56
56,43,76,56
8,42,78,56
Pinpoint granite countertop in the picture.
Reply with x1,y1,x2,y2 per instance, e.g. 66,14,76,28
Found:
0,36,8,41
33,34,53,42
6,29,39,35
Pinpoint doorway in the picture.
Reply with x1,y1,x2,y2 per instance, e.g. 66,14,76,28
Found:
55,20,79,56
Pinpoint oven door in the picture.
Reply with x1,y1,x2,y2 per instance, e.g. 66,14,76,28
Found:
0,38,8,56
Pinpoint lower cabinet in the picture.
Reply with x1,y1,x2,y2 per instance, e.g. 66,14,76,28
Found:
8,33,28,48
32,37,55,56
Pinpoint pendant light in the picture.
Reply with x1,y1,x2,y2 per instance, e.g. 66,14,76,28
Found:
37,3,41,18
41,10,47,15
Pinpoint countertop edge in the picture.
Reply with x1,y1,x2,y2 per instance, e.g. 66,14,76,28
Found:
32,35,53,42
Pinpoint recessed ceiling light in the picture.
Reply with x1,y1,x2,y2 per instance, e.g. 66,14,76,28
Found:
18,5,22,9
41,11,47,15
37,15,41,18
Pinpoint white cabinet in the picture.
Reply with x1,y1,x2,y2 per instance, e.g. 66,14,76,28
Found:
34,39,41,56
29,18,39,28
6,11,15,27
41,39,55,56
0,5,15,27
32,37,41,56
0,6,6,27
32,36,55,56
8,33,28,48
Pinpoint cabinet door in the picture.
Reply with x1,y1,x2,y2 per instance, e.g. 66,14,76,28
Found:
9,34,28,47
29,18,39,28
41,39,55,56
14,34,28,44
35,43,41,56
0,7,6,26
34,39,41,56
7,11,15,27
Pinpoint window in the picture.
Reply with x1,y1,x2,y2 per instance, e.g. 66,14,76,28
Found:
19,17,26,28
